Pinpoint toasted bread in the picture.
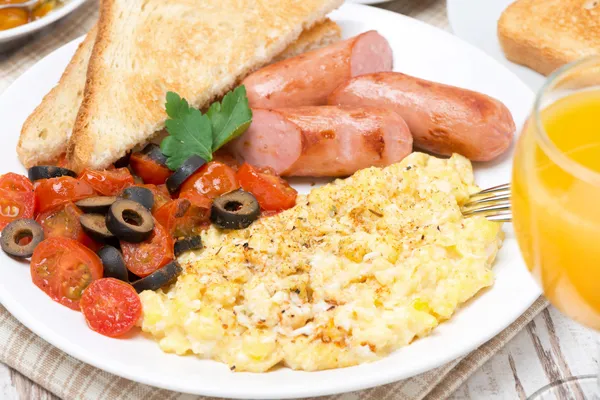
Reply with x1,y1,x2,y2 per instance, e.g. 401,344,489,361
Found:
498,0,600,76
17,17,341,169
66,0,343,171
17,26,97,168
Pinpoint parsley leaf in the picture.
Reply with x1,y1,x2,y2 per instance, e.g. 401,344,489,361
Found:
160,87,252,170
207,86,253,151
161,93,214,170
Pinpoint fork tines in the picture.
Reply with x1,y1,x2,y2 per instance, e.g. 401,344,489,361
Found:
461,184,511,222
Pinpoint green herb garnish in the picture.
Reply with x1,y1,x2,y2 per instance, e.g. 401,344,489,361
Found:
160,86,252,170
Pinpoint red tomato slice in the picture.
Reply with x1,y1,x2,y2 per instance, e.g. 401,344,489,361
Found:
36,202,99,250
121,220,173,277
139,184,172,213
180,161,239,199
130,153,172,185
30,237,103,310
80,278,142,337
78,168,134,196
0,172,33,193
35,176,96,214
236,163,297,211
0,173,35,230
154,199,191,236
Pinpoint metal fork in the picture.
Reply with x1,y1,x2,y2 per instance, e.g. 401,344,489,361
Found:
0,0,39,10
461,183,511,222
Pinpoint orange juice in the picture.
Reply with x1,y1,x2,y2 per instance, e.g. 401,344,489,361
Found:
512,89,600,330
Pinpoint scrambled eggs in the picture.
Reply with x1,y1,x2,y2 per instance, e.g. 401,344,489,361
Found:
139,153,503,372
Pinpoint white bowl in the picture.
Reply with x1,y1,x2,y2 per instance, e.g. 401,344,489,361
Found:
0,0,88,52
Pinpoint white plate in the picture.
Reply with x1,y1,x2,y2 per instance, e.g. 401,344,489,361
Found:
447,0,546,91
0,0,88,51
0,3,540,399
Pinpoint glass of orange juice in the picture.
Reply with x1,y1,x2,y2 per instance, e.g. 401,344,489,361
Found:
512,56,600,398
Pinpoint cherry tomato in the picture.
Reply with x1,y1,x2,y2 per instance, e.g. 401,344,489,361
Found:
180,161,239,199
80,278,142,337
35,176,96,214
30,237,103,311
78,168,134,196
139,184,172,213
130,153,172,185
35,202,100,250
154,199,191,236
121,220,173,277
0,173,35,230
236,163,297,211
0,173,33,193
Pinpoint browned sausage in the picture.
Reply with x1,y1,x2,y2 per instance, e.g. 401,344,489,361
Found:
242,31,393,109
227,106,412,177
328,72,516,161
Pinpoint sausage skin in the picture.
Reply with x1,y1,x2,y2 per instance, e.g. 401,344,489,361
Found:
227,106,412,177
328,72,516,161
242,31,393,109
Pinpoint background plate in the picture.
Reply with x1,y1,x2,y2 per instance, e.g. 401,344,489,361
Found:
447,0,546,91
0,3,540,399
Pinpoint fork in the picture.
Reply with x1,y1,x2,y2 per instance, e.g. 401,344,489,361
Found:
0,0,39,10
461,183,511,222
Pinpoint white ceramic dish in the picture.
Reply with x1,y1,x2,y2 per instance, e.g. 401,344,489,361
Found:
0,3,540,399
447,0,546,91
0,0,88,52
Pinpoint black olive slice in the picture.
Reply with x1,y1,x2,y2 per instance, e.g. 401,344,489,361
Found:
120,186,154,210
131,260,182,293
114,151,132,168
75,196,117,214
174,236,203,257
0,219,44,258
80,214,116,243
211,190,260,230
165,155,206,194
28,165,77,182
97,246,129,282
106,200,154,243
142,143,168,167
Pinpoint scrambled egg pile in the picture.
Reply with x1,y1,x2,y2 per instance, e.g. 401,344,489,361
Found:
139,153,503,372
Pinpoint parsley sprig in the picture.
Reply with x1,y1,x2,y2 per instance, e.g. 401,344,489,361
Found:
160,86,252,170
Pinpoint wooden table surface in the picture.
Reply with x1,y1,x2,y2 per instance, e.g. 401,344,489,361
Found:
1,305,595,399
0,0,597,399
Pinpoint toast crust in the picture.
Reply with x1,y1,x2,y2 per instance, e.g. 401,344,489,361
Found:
68,0,343,171
498,0,600,76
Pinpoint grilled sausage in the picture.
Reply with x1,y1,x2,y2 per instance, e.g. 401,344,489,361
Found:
242,31,393,108
328,72,516,161
227,106,412,177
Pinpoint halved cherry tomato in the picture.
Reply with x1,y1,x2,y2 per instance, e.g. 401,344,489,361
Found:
36,202,100,251
80,278,142,337
55,153,69,168
0,173,35,230
236,163,297,211
139,184,172,213
154,199,191,237
35,176,96,214
30,237,103,310
78,168,134,196
180,161,239,199
0,173,33,193
130,153,172,185
155,191,211,238
121,220,173,277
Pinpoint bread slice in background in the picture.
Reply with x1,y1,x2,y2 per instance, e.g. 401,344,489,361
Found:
498,0,600,76
17,26,97,168
67,0,343,171
17,17,341,169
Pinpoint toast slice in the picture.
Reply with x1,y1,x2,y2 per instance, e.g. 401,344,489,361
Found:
498,0,600,76
17,19,341,168
17,26,97,168
67,0,343,171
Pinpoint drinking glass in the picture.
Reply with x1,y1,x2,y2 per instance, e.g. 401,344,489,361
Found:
512,56,600,399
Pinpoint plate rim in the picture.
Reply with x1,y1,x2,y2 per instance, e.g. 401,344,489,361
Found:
0,0,88,42
0,3,540,398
